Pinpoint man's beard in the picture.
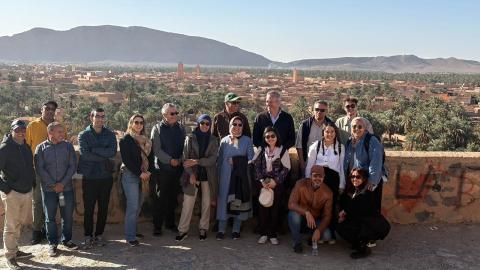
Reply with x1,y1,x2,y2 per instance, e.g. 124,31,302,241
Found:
312,182,321,190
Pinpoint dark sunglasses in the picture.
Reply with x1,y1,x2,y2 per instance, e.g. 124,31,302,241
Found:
44,106,56,112
352,125,363,130
265,134,276,139
170,112,179,116
231,123,243,127
229,101,240,105
314,108,326,112
200,121,210,126
351,175,362,179
134,121,144,125
345,104,356,109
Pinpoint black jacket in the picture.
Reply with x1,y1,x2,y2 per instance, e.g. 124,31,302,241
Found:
0,135,35,194
253,110,296,149
228,156,251,212
120,134,144,177
299,116,335,161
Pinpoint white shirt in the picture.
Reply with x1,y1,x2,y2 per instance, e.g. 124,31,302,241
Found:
269,110,282,125
305,140,346,189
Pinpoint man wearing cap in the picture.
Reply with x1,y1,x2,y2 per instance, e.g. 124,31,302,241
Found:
287,165,333,254
0,120,36,269
212,93,251,139
26,101,65,245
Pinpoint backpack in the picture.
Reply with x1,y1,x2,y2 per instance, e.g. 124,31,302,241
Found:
346,133,387,181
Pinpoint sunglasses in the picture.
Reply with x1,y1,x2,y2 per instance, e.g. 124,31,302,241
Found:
352,125,363,130
265,134,276,139
231,123,243,127
314,108,326,112
134,121,144,125
94,115,106,119
200,121,210,126
351,175,362,179
13,128,27,133
44,106,56,112
170,112,179,116
345,104,356,109
229,101,240,105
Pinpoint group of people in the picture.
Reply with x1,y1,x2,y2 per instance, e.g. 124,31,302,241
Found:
0,92,390,270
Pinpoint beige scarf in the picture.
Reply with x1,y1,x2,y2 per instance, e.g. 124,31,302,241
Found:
129,132,152,194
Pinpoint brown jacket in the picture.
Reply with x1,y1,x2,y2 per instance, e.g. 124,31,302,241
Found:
288,179,333,233
212,110,251,139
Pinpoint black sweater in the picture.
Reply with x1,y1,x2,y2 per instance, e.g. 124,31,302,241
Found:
340,188,378,220
0,135,35,194
253,110,296,149
120,134,143,177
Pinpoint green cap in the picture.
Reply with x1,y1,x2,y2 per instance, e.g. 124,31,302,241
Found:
224,93,241,102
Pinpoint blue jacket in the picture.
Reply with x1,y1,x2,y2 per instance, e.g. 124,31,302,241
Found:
34,140,77,192
344,133,387,185
78,125,117,180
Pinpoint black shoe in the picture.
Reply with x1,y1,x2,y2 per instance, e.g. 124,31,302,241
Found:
15,250,33,259
293,243,303,254
175,233,188,242
48,245,58,257
128,240,140,247
136,233,145,239
153,228,163,237
30,231,42,245
350,247,372,259
216,232,225,240
5,258,22,270
62,241,79,250
199,230,207,241
231,232,240,240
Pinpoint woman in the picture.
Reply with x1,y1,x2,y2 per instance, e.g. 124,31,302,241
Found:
337,168,390,259
176,114,219,242
253,126,291,245
216,116,254,240
119,114,152,247
305,122,345,244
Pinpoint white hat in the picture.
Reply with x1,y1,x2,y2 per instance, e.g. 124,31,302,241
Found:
259,187,274,207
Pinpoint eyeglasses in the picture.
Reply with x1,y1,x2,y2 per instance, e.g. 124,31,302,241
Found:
13,128,26,133
229,101,240,105
134,121,144,125
170,112,179,116
351,175,362,179
94,115,106,119
352,125,363,130
200,121,210,126
314,108,326,112
231,123,243,127
265,134,276,139
44,106,56,112
345,104,356,109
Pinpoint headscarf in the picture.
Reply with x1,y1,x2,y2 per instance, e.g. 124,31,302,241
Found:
193,114,211,159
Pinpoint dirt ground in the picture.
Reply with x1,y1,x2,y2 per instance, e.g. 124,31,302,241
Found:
0,223,479,270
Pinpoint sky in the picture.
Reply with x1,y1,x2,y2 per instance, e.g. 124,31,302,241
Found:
1,0,479,62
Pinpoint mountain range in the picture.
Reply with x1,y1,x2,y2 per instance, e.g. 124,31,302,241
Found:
1,25,479,73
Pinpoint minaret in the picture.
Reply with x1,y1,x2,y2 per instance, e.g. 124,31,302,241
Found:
178,62,184,79
292,68,298,83
195,64,201,76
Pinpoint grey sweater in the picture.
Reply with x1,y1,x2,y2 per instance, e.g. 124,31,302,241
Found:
34,140,77,192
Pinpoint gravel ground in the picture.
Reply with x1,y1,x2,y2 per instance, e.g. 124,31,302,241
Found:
0,223,479,270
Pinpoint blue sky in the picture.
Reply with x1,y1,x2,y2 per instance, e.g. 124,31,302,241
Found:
1,0,478,62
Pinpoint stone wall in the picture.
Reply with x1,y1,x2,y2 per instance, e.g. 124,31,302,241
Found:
2,151,480,227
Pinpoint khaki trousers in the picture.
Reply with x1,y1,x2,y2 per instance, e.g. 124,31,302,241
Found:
178,181,210,234
1,190,32,259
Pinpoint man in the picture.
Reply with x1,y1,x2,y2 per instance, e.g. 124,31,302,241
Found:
212,92,251,139
295,100,334,176
78,108,117,248
26,101,62,245
288,165,332,254
253,90,295,149
34,122,77,257
0,120,36,270
335,97,373,145
150,103,186,236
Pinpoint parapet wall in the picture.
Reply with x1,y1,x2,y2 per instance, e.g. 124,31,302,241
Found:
2,151,480,226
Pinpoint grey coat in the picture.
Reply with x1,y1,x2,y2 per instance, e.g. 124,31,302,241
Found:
34,140,77,192
182,133,219,199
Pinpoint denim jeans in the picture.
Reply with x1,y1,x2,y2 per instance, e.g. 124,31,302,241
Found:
288,211,332,246
121,169,143,242
218,218,242,233
42,189,75,245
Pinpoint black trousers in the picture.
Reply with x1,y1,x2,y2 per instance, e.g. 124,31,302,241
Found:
373,180,383,215
258,184,284,238
83,177,113,237
323,167,339,237
152,170,181,230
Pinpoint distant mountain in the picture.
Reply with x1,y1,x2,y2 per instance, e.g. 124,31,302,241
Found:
1,26,480,73
0,25,271,67
275,55,480,73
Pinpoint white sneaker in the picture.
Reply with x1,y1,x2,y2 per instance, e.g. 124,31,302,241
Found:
318,240,325,244
269,238,279,245
328,239,336,245
257,235,268,244
366,241,377,248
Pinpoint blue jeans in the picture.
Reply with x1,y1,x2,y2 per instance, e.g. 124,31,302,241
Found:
121,169,142,242
218,218,242,233
288,211,332,246
42,189,75,245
